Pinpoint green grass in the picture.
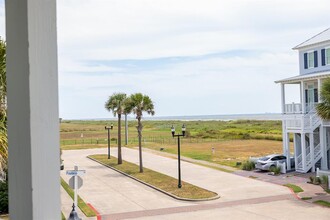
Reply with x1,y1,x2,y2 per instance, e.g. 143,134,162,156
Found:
61,212,66,220
61,120,291,168
89,154,218,200
60,120,284,143
301,197,312,200
284,184,304,193
60,178,96,217
61,144,107,150
314,200,330,207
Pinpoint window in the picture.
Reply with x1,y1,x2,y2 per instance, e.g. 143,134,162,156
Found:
304,51,318,69
308,52,314,68
321,48,330,66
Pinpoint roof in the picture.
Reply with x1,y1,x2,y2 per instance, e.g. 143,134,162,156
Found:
275,71,330,84
293,28,330,50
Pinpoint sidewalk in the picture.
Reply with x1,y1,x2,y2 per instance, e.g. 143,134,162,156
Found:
61,148,330,219
234,169,330,204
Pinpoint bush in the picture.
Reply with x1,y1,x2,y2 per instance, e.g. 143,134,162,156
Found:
321,175,329,189
242,161,255,171
0,179,8,214
269,166,281,175
309,176,322,185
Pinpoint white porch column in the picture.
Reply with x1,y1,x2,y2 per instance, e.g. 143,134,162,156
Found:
281,83,286,113
294,134,298,170
310,133,315,172
301,81,306,113
286,133,291,170
301,133,306,171
320,126,328,170
6,0,60,219
282,124,286,157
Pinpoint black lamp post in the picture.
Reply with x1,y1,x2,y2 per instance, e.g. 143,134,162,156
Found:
171,124,186,188
105,124,113,159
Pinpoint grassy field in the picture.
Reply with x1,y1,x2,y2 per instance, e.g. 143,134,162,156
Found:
89,154,218,199
61,120,291,167
60,120,284,144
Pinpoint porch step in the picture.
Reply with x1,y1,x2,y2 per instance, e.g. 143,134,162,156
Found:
295,168,305,173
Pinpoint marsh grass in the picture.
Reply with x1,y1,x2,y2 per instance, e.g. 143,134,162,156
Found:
60,120,283,142
61,120,291,168
89,154,218,199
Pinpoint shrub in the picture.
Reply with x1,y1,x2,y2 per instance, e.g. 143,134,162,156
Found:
270,166,281,175
315,176,322,185
242,161,255,171
310,176,322,185
0,179,8,214
321,175,329,189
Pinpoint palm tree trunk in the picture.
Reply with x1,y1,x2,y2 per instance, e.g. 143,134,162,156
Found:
137,117,143,173
118,114,122,164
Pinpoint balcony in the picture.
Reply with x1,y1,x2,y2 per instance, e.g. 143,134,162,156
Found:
284,102,318,114
283,108,321,132
285,103,302,114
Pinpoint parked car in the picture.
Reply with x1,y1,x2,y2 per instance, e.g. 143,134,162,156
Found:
60,160,64,170
255,154,286,171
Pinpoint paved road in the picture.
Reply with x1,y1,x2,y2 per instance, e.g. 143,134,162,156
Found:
61,147,330,219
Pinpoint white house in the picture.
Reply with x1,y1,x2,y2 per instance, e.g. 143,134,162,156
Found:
276,28,330,173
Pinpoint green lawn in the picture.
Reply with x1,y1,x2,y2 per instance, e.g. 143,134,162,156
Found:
61,120,290,168
284,184,304,193
314,200,330,207
89,154,218,200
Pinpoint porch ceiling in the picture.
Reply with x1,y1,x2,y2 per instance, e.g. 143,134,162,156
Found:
275,71,330,84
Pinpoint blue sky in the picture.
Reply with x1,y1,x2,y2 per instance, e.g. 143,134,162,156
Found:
1,0,330,119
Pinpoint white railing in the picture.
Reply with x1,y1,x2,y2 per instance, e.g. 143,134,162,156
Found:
314,143,321,160
284,107,321,132
306,102,318,113
285,103,302,114
297,154,302,169
316,168,330,178
284,102,318,114
306,153,312,169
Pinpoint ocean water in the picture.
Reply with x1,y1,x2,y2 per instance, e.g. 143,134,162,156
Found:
142,113,282,121
82,113,282,121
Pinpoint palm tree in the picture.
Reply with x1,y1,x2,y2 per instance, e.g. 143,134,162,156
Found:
126,93,155,172
316,78,330,120
105,93,127,164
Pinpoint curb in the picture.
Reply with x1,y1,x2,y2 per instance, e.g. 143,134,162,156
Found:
87,203,101,220
87,156,220,202
287,188,301,200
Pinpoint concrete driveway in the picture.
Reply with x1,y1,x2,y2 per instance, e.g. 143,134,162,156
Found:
61,147,330,219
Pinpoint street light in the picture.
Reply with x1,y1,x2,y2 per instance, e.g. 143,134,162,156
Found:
105,124,113,159
171,124,186,188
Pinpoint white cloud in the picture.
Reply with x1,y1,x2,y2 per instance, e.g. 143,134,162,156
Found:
2,0,330,118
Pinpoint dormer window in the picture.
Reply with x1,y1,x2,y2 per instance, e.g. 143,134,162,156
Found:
321,48,330,66
304,51,318,69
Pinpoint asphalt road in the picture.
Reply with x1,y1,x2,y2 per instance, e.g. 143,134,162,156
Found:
61,147,330,219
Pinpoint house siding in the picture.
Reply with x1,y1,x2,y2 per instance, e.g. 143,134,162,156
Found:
299,43,330,75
